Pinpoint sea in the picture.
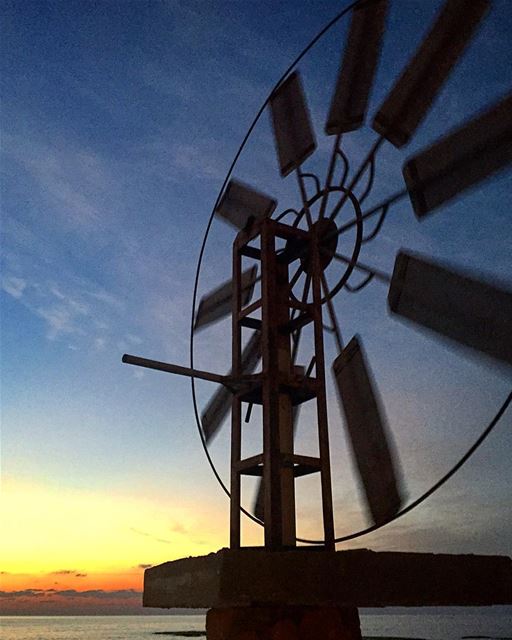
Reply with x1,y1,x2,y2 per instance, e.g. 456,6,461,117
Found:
1,608,511,640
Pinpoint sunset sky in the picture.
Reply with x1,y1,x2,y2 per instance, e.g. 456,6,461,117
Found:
1,0,511,616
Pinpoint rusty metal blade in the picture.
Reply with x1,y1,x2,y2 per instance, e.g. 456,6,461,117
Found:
326,0,388,135
373,0,490,147
201,333,261,444
333,336,403,525
269,71,316,177
194,266,258,332
216,179,277,230
403,93,512,217
389,252,512,366
253,405,300,522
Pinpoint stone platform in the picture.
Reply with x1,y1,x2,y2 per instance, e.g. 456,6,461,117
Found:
143,547,512,609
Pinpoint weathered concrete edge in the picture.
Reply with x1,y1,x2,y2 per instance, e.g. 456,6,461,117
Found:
143,552,223,608
143,548,512,609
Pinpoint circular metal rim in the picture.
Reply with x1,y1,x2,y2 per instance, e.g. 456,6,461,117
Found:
187,0,512,545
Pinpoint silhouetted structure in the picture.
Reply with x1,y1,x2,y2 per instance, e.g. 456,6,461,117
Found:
123,0,512,637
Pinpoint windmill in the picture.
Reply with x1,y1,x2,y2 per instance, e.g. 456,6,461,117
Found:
123,0,512,556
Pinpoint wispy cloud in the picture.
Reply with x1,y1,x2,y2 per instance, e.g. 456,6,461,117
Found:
50,570,77,576
87,289,124,310
1,276,27,299
0,262,128,347
36,303,86,340
168,142,226,182
49,570,87,578
170,522,187,535
94,337,107,351
129,527,172,545
1,135,112,231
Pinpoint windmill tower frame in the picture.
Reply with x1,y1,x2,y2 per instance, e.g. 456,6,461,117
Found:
230,217,335,550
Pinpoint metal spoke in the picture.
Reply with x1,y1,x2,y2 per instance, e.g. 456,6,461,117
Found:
296,169,315,228
300,271,312,306
305,355,316,377
336,147,350,188
301,172,322,195
332,251,391,284
244,402,254,424
336,187,408,238
328,136,384,221
321,273,344,352
276,207,300,222
345,272,375,293
362,203,390,243
319,133,343,219
357,154,376,205
289,264,304,292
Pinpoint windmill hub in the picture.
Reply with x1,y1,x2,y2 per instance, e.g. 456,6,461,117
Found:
304,218,339,273
283,217,339,275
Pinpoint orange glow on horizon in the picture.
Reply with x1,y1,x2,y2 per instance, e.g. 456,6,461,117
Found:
0,476,244,597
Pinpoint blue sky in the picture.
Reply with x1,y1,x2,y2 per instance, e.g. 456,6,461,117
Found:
1,0,511,610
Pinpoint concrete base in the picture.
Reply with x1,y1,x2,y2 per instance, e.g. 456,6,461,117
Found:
143,547,512,609
206,605,361,640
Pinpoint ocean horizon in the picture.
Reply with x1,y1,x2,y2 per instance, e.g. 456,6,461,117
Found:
1,607,511,640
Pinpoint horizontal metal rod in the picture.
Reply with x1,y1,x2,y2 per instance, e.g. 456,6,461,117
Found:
332,251,391,283
122,354,230,386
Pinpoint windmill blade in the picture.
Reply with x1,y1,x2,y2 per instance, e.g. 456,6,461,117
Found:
200,386,232,445
253,476,265,522
403,93,512,217
252,405,300,522
372,0,490,147
194,266,258,332
333,335,403,525
269,71,316,177
201,332,261,444
326,0,388,135
388,252,512,366
216,179,277,231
